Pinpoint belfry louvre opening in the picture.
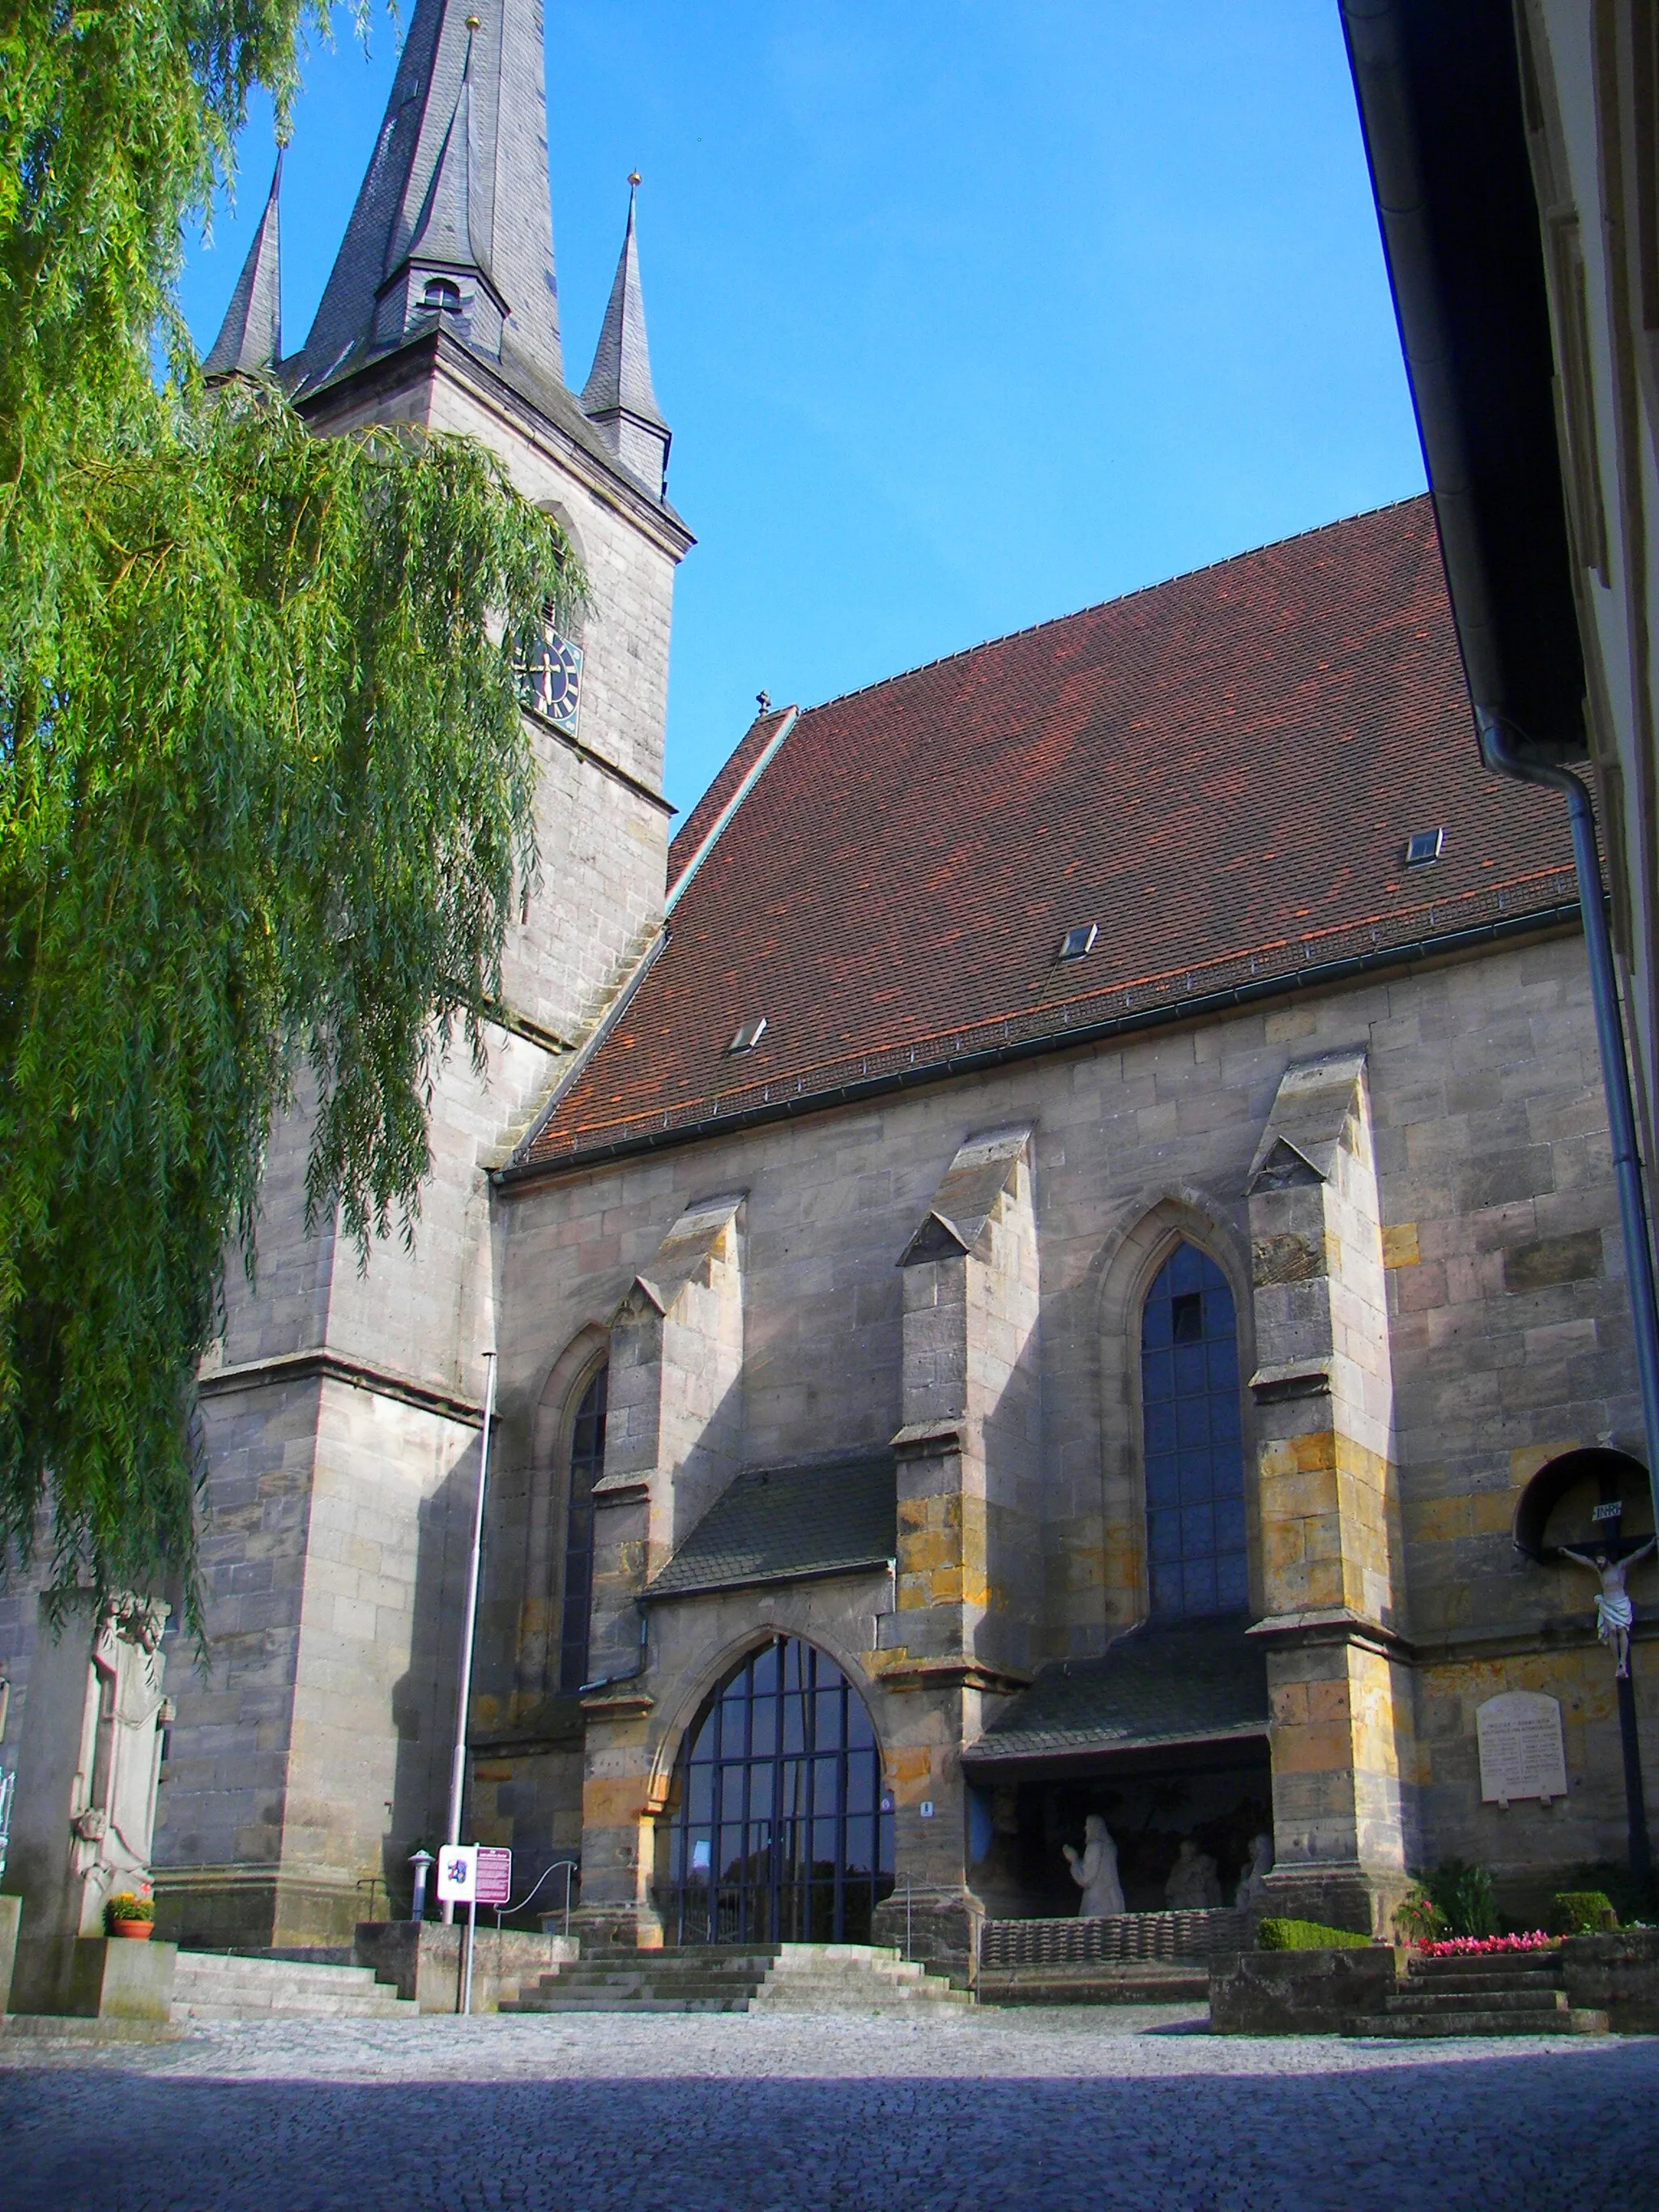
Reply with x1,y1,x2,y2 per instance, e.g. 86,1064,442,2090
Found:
663,1636,894,1945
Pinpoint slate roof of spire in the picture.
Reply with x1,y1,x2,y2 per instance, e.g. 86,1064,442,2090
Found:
288,0,562,402
581,181,667,433
203,156,283,377
514,497,1580,1175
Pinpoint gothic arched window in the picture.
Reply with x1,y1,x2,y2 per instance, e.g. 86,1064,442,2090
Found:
558,1366,607,1693
1141,1242,1247,1617
666,1635,893,1946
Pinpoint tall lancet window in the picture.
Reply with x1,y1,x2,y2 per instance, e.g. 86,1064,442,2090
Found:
1141,1244,1247,1617
559,1366,608,1692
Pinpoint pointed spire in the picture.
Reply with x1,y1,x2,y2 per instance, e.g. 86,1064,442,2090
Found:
292,0,562,398
203,154,283,378
400,19,477,275
580,176,672,497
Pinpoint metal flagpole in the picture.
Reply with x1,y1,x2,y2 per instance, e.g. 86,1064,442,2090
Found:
441,1350,497,1924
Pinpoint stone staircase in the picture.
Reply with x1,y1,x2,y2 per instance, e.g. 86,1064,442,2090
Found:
504,1941,971,2014
171,1950,420,2023
1347,1949,1608,2038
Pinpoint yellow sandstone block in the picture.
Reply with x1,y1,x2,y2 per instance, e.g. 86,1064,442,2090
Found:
1271,1722,1354,1774
582,1775,645,1825
1382,1223,1420,1268
1510,1441,1580,1488
1306,1678,1352,1724
1406,1495,1472,1544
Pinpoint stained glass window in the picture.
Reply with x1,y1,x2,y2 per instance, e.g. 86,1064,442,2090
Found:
1142,1243,1247,1617
557,1366,607,1694
667,1636,894,1945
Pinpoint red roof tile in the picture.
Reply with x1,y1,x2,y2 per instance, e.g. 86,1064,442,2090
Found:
519,497,1576,1170
667,705,794,891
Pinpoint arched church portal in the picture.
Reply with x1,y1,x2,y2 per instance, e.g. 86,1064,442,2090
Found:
665,1636,893,1945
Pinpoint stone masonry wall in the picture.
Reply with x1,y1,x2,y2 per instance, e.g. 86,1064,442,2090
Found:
483,926,1651,1920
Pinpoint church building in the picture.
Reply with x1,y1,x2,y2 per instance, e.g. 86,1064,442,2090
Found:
2,0,1653,1981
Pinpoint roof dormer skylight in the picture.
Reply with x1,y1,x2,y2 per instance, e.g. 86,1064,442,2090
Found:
728,1017,768,1053
1403,827,1444,867
1058,923,1098,961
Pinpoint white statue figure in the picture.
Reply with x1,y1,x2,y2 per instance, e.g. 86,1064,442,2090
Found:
71,1596,173,1932
1235,1831,1274,1912
1559,1537,1655,1679
1062,1813,1125,1918
1166,1836,1223,1910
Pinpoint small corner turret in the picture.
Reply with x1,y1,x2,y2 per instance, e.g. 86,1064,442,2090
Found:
203,154,283,380
579,175,672,500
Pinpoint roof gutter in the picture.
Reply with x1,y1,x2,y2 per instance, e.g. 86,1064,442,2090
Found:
1478,714,1659,1524
497,898,1579,1185
1339,0,1585,768
1341,1,1659,1502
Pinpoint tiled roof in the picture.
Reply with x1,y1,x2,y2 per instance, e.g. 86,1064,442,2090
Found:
519,497,1576,1172
646,1456,897,1600
667,706,795,891
964,1615,1269,1764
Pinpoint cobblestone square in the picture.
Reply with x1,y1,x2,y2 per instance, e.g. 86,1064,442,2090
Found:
2,2007,1653,2211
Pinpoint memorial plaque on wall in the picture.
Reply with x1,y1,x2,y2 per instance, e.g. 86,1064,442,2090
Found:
1477,1691,1567,1807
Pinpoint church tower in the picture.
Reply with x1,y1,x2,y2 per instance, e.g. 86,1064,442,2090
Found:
160,0,692,1947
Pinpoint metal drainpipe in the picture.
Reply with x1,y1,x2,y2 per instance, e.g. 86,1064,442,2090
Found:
1478,709,1659,1531
579,1608,649,1697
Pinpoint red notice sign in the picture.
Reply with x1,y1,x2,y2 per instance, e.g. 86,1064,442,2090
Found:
476,1846,513,1907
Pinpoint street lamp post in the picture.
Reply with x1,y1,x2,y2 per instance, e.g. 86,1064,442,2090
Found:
441,1349,497,1924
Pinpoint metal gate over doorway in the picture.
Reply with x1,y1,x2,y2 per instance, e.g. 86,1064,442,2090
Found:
665,1636,894,1945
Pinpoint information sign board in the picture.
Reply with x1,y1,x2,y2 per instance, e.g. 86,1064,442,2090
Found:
436,1843,478,1903
476,1847,513,1907
1477,1692,1567,1807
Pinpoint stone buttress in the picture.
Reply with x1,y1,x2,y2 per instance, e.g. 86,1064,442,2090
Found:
574,1194,746,1946
1245,1049,1415,1934
869,1125,1041,1974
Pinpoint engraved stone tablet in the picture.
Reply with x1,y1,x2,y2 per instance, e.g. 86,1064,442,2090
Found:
1477,1691,1567,1807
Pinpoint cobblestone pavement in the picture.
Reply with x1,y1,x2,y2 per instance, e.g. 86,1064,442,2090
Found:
2,2005,1653,2211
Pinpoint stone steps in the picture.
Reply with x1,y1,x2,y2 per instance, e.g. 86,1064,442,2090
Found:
171,1950,420,2022
979,1961,1209,2007
1347,1948,1609,2039
1349,2008,1610,2038
503,1941,971,2015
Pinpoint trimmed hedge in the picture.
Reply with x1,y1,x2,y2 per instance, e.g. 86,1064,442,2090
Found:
1550,1890,1618,1936
1257,1917,1371,1952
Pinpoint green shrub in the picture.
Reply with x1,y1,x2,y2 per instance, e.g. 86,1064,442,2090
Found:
1559,1861,1657,1927
1257,1917,1371,1952
1550,1890,1618,1936
103,1891,154,1929
1425,1859,1499,1939
1393,1887,1444,1945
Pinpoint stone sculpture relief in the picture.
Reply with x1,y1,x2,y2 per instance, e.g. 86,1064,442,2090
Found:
1165,1836,1223,1909
1062,1813,1125,1918
1234,1831,1274,1912
71,1596,173,1933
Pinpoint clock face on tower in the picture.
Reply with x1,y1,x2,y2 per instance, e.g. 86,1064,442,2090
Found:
518,628,583,735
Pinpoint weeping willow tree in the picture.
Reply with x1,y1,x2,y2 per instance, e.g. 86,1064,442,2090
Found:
0,4,581,1618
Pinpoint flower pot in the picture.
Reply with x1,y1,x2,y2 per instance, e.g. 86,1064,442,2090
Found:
110,1920,154,1940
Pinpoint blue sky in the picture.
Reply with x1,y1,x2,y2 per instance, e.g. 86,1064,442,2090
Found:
179,1,1425,817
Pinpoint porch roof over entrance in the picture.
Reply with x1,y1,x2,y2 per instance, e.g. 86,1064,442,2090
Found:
963,1614,1268,1769
646,1455,897,1601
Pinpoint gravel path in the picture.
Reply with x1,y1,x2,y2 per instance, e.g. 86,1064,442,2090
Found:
2,2005,1652,2210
